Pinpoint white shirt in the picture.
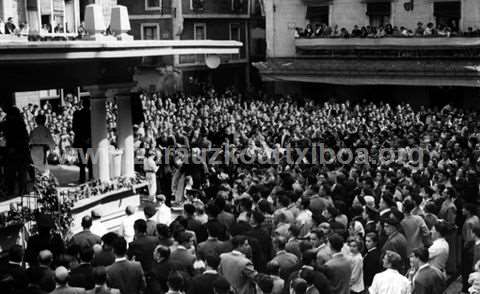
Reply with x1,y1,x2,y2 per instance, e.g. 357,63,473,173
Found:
428,237,449,272
90,220,108,238
120,213,141,243
155,203,172,225
369,269,411,294
349,252,365,293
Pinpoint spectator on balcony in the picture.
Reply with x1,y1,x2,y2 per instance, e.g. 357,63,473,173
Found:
376,26,386,38
322,25,332,37
424,23,436,36
384,24,393,36
304,24,314,38
4,17,16,34
340,28,350,39
414,22,425,36
351,25,361,38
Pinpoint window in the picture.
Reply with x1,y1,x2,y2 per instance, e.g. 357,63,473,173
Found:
306,6,329,26
232,0,247,12
141,24,160,40
191,0,205,11
146,0,161,10
194,23,207,40
434,1,461,30
366,3,390,27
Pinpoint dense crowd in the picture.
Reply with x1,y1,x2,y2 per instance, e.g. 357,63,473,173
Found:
295,21,480,39
1,91,480,294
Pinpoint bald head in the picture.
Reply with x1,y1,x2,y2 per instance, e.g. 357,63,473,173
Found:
39,250,53,266
55,266,69,284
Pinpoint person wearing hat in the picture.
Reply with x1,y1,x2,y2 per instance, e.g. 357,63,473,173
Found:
143,204,158,237
381,217,408,273
90,209,108,238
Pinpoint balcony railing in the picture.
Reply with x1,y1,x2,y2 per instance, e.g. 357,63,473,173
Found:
295,37,480,58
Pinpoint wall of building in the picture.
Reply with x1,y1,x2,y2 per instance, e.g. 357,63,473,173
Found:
330,0,367,30
265,0,306,57
130,19,173,40
181,0,248,15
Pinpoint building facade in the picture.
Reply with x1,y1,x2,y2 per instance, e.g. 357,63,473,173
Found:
120,0,253,93
257,0,480,107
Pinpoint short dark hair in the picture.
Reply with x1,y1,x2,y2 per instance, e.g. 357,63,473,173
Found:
155,245,171,259
134,219,147,233
292,278,307,294
251,211,265,225
365,232,378,244
434,221,449,237
213,277,231,294
205,255,221,269
112,237,127,256
206,222,222,238
81,215,93,229
403,199,415,214
176,231,192,245
256,274,274,294
273,236,287,250
232,235,248,249
328,233,344,252
157,223,170,237
266,260,280,275
184,204,196,215
101,232,119,247
412,247,429,263
80,246,94,262
167,271,185,291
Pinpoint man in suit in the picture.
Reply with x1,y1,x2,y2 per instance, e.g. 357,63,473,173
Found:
381,218,408,272
50,266,86,294
69,246,95,290
170,231,196,273
87,266,120,294
219,235,257,294
27,250,56,293
410,247,446,294
188,255,220,294
127,219,159,276
285,250,331,294
70,216,102,250
363,232,382,289
269,236,298,280
184,204,208,243
0,244,28,292
92,232,117,267
107,237,146,294
143,205,158,237
197,222,229,260
215,195,235,230
246,211,273,272
72,98,92,183
322,234,351,294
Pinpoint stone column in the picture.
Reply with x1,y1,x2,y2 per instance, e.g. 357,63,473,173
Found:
87,89,110,182
116,94,135,178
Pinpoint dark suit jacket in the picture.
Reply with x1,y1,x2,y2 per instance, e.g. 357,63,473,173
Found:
186,217,208,243
70,230,102,250
381,231,408,271
127,235,159,274
412,265,445,294
25,233,65,266
0,262,28,291
69,263,95,290
27,265,56,293
170,247,196,274
72,108,91,148
217,211,235,230
246,226,273,262
188,271,219,294
197,238,227,260
106,259,146,294
323,253,351,294
92,250,115,267
285,267,331,294
363,247,381,288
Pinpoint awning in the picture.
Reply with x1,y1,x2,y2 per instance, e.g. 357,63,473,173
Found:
303,0,332,7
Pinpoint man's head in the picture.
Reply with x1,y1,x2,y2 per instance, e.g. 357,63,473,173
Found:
167,271,184,292
101,232,119,251
144,204,157,219
232,235,250,254
273,236,287,251
328,233,344,253
38,250,53,266
81,215,93,230
134,219,147,235
249,211,265,227
35,114,46,126
432,220,448,240
205,254,221,270
409,248,429,274
154,245,171,263
309,229,325,248
184,204,196,217
125,205,135,216
382,250,402,270
365,232,378,251
112,237,127,257
383,218,399,236
266,260,280,276
176,231,193,249
55,266,70,286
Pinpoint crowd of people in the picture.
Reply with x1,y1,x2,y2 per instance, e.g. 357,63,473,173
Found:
1,90,480,294
295,21,480,39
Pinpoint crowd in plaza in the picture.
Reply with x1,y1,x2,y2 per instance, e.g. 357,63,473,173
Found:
1,90,480,294
295,21,480,39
